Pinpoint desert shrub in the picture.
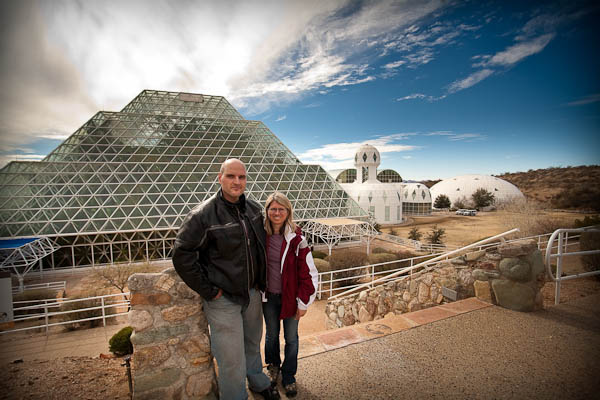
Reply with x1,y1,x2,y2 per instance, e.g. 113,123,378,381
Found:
372,247,389,254
313,258,331,273
498,198,570,237
427,225,446,245
109,326,134,356
93,263,165,301
389,227,397,235
368,252,401,273
434,194,451,209
373,223,381,232
574,215,600,228
580,231,600,278
408,227,422,241
453,196,470,209
12,289,57,302
328,251,369,288
60,291,116,331
552,186,600,211
311,250,328,259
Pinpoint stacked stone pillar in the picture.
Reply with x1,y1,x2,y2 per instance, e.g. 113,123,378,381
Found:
127,267,217,399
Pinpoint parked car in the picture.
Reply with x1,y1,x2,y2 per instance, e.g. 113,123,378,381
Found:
456,209,477,216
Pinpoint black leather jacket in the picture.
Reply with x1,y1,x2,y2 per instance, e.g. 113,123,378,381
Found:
173,189,267,307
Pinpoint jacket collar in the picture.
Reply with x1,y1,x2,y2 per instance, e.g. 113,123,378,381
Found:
218,188,246,211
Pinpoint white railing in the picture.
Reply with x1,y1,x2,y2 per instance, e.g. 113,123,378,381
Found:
11,281,66,294
545,227,600,305
377,232,457,252
2,292,130,335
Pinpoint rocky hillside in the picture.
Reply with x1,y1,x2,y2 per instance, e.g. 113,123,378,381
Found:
422,166,600,211
495,166,600,210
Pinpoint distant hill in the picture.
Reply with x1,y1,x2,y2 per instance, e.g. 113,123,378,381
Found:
420,166,600,211
495,166,600,211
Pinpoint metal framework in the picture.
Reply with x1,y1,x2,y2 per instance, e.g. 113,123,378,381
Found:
0,90,367,269
301,218,377,255
0,237,59,289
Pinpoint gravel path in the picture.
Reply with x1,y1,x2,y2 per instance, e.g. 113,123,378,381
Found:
288,293,600,399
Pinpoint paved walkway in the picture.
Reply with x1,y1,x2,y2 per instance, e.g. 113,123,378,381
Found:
2,294,599,399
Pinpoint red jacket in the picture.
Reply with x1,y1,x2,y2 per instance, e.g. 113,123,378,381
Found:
265,226,318,320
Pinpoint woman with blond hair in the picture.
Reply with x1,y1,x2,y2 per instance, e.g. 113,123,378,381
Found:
262,192,318,398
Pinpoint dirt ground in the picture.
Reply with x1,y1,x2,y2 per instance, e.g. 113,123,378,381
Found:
383,209,587,247
2,210,598,399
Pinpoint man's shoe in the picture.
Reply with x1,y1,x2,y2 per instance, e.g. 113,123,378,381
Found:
258,384,280,400
267,364,280,385
284,382,297,398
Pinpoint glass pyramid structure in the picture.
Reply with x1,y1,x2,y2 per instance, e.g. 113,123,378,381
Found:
0,90,367,268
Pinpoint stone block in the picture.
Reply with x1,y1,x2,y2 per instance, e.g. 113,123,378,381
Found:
154,274,176,292
465,250,485,262
498,240,537,258
129,310,154,332
451,257,466,265
342,312,355,326
366,298,377,316
131,293,172,306
491,279,536,312
358,306,372,323
473,280,493,303
177,282,200,299
186,372,214,398
131,324,190,346
499,258,531,282
179,334,211,355
402,290,411,303
417,282,430,303
133,367,181,394
128,273,159,292
133,344,170,370
337,305,345,319
161,304,202,323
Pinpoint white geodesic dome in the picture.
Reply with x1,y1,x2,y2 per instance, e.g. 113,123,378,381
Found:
429,174,524,208
402,182,432,215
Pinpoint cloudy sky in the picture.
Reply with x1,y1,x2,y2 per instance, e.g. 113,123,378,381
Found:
0,0,598,180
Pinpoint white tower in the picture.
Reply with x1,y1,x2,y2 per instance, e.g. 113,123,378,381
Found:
354,144,380,183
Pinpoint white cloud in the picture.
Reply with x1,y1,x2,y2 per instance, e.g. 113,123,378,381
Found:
447,69,494,93
275,115,287,122
397,93,427,101
297,134,420,170
384,60,407,69
0,154,45,169
487,33,554,66
424,131,486,141
565,93,600,106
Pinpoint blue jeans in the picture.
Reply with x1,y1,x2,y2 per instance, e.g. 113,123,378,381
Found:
263,292,299,386
202,289,270,400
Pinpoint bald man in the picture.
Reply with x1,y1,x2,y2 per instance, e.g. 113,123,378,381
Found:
174,159,279,399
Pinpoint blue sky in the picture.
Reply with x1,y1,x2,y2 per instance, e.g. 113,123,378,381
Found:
0,0,598,180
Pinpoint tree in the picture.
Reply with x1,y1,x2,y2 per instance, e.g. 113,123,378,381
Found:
434,194,451,209
453,196,469,209
472,188,495,209
426,225,446,244
408,226,422,241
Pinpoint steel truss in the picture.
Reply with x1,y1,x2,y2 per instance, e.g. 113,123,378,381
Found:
0,237,59,290
301,218,377,255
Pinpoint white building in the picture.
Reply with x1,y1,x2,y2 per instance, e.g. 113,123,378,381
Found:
429,174,525,208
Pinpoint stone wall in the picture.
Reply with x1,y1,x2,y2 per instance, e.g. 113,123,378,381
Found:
127,267,217,399
325,240,545,329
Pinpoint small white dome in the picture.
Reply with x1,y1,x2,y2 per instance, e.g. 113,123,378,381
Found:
402,182,432,204
430,174,524,207
354,144,380,168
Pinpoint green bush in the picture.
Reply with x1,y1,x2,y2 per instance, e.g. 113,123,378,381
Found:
59,291,116,330
109,326,134,356
408,227,422,241
311,250,328,259
426,225,446,245
434,194,451,209
472,188,495,209
580,231,600,278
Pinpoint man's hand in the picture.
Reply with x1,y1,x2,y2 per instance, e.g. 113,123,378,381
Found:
213,288,223,300
295,308,307,320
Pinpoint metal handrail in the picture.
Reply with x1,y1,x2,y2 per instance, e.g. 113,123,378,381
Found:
545,227,600,305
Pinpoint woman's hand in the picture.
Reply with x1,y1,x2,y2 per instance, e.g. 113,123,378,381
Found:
295,308,307,320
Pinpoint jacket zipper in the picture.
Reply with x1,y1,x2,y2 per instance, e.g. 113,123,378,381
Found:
237,208,253,301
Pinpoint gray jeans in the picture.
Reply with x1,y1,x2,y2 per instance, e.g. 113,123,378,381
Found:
202,288,270,399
